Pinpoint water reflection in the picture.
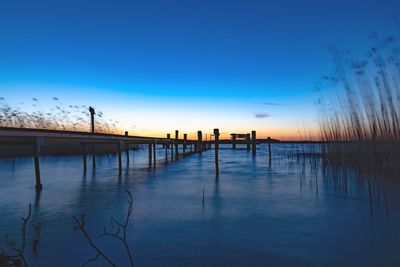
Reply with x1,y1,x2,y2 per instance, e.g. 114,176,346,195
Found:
0,144,400,266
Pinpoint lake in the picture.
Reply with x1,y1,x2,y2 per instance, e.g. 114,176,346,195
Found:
0,144,399,266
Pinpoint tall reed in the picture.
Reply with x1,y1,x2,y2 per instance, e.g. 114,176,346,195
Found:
317,33,400,209
0,97,121,134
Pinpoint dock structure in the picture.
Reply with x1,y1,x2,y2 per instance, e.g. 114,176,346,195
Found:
0,125,279,191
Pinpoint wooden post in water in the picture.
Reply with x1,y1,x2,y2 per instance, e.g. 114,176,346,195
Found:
83,144,87,173
246,133,251,151
175,130,179,157
166,133,171,149
267,136,272,162
125,143,130,164
197,131,203,153
183,134,187,155
148,143,152,168
33,139,43,191
153,141,156,167
92,144,96,170
214,129,220,175
166,133,170,160
170,140,174,161
232,134,236,149
251,130,257,155
117,141,122,175
89,106,95,133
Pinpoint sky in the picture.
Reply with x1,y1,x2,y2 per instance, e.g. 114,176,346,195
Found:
0,0,399,140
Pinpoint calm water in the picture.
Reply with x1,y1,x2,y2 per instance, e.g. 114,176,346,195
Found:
0,144,399,266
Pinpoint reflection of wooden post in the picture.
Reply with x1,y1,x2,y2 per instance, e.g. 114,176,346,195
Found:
89,106,95,133
83,144,87,173
148,143,152,168
232,134,236,149
267,136,272,162
214,129,220,175
33,140,43,191
197,131,203,153
246,134,251,150
175,130,179,157
117,142,122,175
183,134,187,154
251,130,256,155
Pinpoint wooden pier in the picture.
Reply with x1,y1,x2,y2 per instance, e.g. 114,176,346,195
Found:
0,126,278,191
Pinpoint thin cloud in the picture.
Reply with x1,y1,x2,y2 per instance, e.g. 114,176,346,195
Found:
254,113,271,119
262,102,282,106
246,101,282,106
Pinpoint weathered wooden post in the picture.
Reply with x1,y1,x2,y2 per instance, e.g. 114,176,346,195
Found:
175,130,179,157
89,106,95,133
124,131,129,164
251,130,257,155
148,143,152,168
197,131,203,153
166,133,171,148
33,139,43,191
125,143,130,164
183,134,187,154
170,140,174,161
166,133,170,160
232,134,236,149
92,144,96,169
83,144,87,173
246,133,251,151
214,129,220,175
153,141,156,167
267,136,272,162
117,141,122,175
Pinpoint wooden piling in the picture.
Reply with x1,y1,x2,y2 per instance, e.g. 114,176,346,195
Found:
166,133,171,149
92,144,96,169
33,140,42,191
83,144,87,173
165,133,170,160
175,130,179,157
267,136,272,162
246,133,251,151
117,142,122,174
183,134,187,154
214,128,220,175
251,130,256,155
170,140,174,161
125,143,130,163
153,141,156,167
197,131,203,153
232,134,236,149
148,143,152,168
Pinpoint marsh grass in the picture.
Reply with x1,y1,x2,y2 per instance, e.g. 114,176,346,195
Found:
0,97,121,134
317,33,400,211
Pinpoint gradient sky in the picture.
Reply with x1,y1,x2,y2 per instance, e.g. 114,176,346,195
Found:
0,0,399,139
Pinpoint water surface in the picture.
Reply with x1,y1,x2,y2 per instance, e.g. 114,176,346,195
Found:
0,144,399,266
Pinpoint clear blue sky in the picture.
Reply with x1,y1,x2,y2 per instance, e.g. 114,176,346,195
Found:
0,0,399,139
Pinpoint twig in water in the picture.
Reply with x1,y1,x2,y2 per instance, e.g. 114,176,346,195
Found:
73,215,117,267
101,190,135,267
0,204,32,267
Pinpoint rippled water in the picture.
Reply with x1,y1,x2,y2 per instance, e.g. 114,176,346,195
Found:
0,144,399,266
